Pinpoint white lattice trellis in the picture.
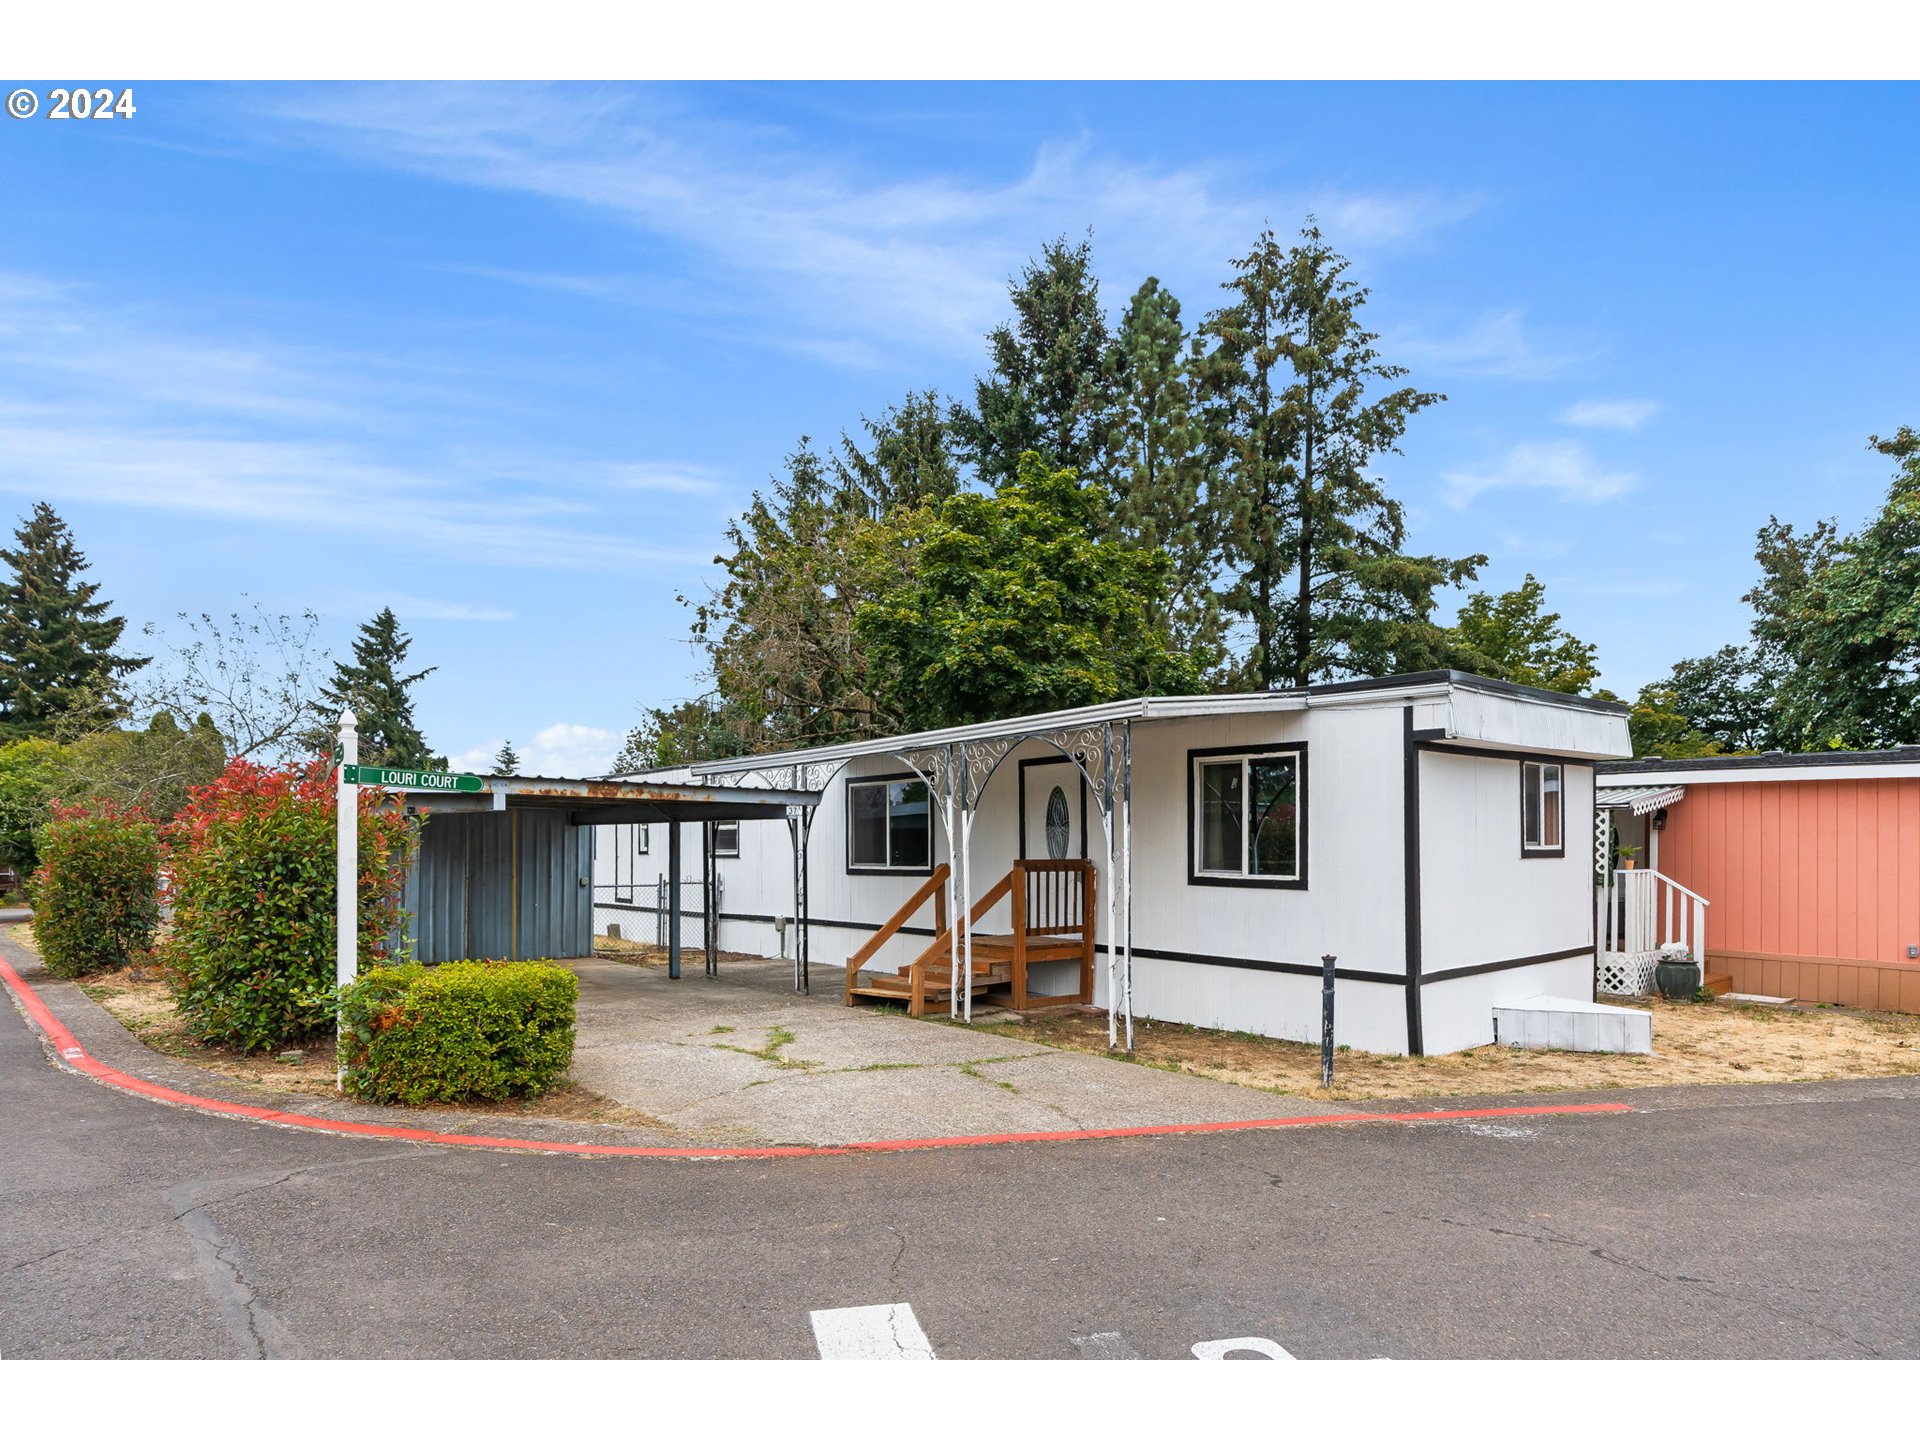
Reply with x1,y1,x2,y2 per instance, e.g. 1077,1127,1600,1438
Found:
1597,952,1657,996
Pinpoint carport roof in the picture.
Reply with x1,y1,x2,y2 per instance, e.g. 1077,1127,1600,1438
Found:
393,773,817,825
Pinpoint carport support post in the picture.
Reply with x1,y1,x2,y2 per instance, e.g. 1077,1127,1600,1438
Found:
786,804,812,995
667,822,682,980
334,709,359,1091
703,819,718,978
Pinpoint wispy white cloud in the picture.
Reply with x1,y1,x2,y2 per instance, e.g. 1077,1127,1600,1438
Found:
1444,440,1637,507
1393,309,1583,381
359,592,517,623
1495,530,1575,561
259,86,1484,368
1559,398,1660,432
0,269,712,570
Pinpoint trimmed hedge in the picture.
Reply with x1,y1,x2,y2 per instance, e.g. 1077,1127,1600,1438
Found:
338,960,578,1106
28,804,161,978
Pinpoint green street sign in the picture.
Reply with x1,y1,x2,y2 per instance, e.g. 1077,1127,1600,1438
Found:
343,765,485,793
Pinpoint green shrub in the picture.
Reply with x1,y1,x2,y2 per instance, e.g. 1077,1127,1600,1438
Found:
162,758,416,1053
27,802,161,978
338,960,578,1106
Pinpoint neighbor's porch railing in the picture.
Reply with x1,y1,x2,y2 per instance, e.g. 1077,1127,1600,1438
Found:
1596,867,1710,996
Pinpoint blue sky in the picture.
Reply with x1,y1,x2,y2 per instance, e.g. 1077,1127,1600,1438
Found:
4,81,1915,774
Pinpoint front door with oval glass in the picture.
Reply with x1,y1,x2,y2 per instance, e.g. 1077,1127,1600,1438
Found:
1019,757,1086,861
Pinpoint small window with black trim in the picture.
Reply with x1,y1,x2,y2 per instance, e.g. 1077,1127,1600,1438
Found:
848,776,932,871
1521,761,1564,855
713,820,739,858
1191,748,1303,885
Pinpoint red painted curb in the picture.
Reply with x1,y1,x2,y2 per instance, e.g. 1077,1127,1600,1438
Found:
0,954,1633,1160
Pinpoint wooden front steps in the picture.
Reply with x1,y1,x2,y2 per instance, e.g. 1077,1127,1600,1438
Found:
1704,972,1733,996
844,860,1097,1017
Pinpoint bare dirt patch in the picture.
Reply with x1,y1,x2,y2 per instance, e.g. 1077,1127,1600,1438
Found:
71,961,661,1126
593,936,768,969
969,996,1920,1101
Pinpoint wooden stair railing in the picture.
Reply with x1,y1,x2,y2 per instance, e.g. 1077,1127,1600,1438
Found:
1008,859,1094,1012
846,858,1097,1017
844,863,949,1006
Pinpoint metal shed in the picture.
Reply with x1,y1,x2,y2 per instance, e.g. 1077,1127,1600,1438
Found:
396,773,818,977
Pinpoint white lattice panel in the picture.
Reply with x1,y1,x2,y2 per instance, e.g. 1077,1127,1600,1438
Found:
1597,951,1657,996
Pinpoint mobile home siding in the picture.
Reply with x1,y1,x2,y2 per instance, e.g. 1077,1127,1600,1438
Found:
1653,775,1920,1007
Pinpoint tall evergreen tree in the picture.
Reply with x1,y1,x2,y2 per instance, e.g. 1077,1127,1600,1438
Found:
0,503,149,742
1195,229,1294,687
1103,277,1224,669
952,234,1114,490
1201,223,1482,688
492,739,521,775
318,608,435,767
832,389,962,520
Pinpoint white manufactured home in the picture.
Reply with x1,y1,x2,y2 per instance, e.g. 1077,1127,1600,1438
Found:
592,671,1632,1056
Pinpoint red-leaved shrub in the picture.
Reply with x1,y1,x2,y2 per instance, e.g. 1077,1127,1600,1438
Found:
161,758,418,1052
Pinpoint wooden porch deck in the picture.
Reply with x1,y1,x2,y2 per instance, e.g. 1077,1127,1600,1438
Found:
845,859,1096,1016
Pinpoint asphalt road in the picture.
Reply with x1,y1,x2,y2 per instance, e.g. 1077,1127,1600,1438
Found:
5,981,1917,1359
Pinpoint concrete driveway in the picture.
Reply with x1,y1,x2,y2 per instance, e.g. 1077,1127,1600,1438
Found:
568,955,1339,1145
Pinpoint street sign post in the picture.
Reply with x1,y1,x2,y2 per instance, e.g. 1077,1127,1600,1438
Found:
341,765,484,793
336,711,359,1091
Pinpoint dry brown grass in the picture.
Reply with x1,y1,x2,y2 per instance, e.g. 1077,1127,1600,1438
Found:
972,996,1920,1101
72,962,660,1126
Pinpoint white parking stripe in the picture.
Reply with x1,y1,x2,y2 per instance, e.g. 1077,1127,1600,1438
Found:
810,1303,937,1360
1192,1336,1296,1360
1072,1331,1141,1359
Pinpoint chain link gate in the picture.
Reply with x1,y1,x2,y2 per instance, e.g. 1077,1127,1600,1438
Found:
591,875,721,953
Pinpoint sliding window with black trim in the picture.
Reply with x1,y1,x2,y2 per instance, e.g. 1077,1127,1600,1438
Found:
712,820,740,858
845,773,935,875
1519,760,1564,857
1187,743,1307,889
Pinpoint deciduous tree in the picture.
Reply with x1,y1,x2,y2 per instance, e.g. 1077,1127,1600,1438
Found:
1446,574,1600,694
854,453,1202,730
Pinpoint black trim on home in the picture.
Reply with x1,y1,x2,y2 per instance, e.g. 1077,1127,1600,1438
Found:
842,770,938,878
1416,739,1601,768
1184,741,1309,890
601,903,1597,995
1519,760,1567,859
1599,746,1920,775
1283,668,1631,716
1418,944,1592,983
1093,943,1406,986
1016,754,1089,861
1403,707,1424,1055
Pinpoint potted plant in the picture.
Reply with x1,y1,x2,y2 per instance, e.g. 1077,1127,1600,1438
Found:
1617,843,1641,871
1655,939,1700,1000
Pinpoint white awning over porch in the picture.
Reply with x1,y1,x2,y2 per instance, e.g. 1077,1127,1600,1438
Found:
1596,783,1686,816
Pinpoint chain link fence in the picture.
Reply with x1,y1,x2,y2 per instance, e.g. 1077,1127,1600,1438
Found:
591,876,720,952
